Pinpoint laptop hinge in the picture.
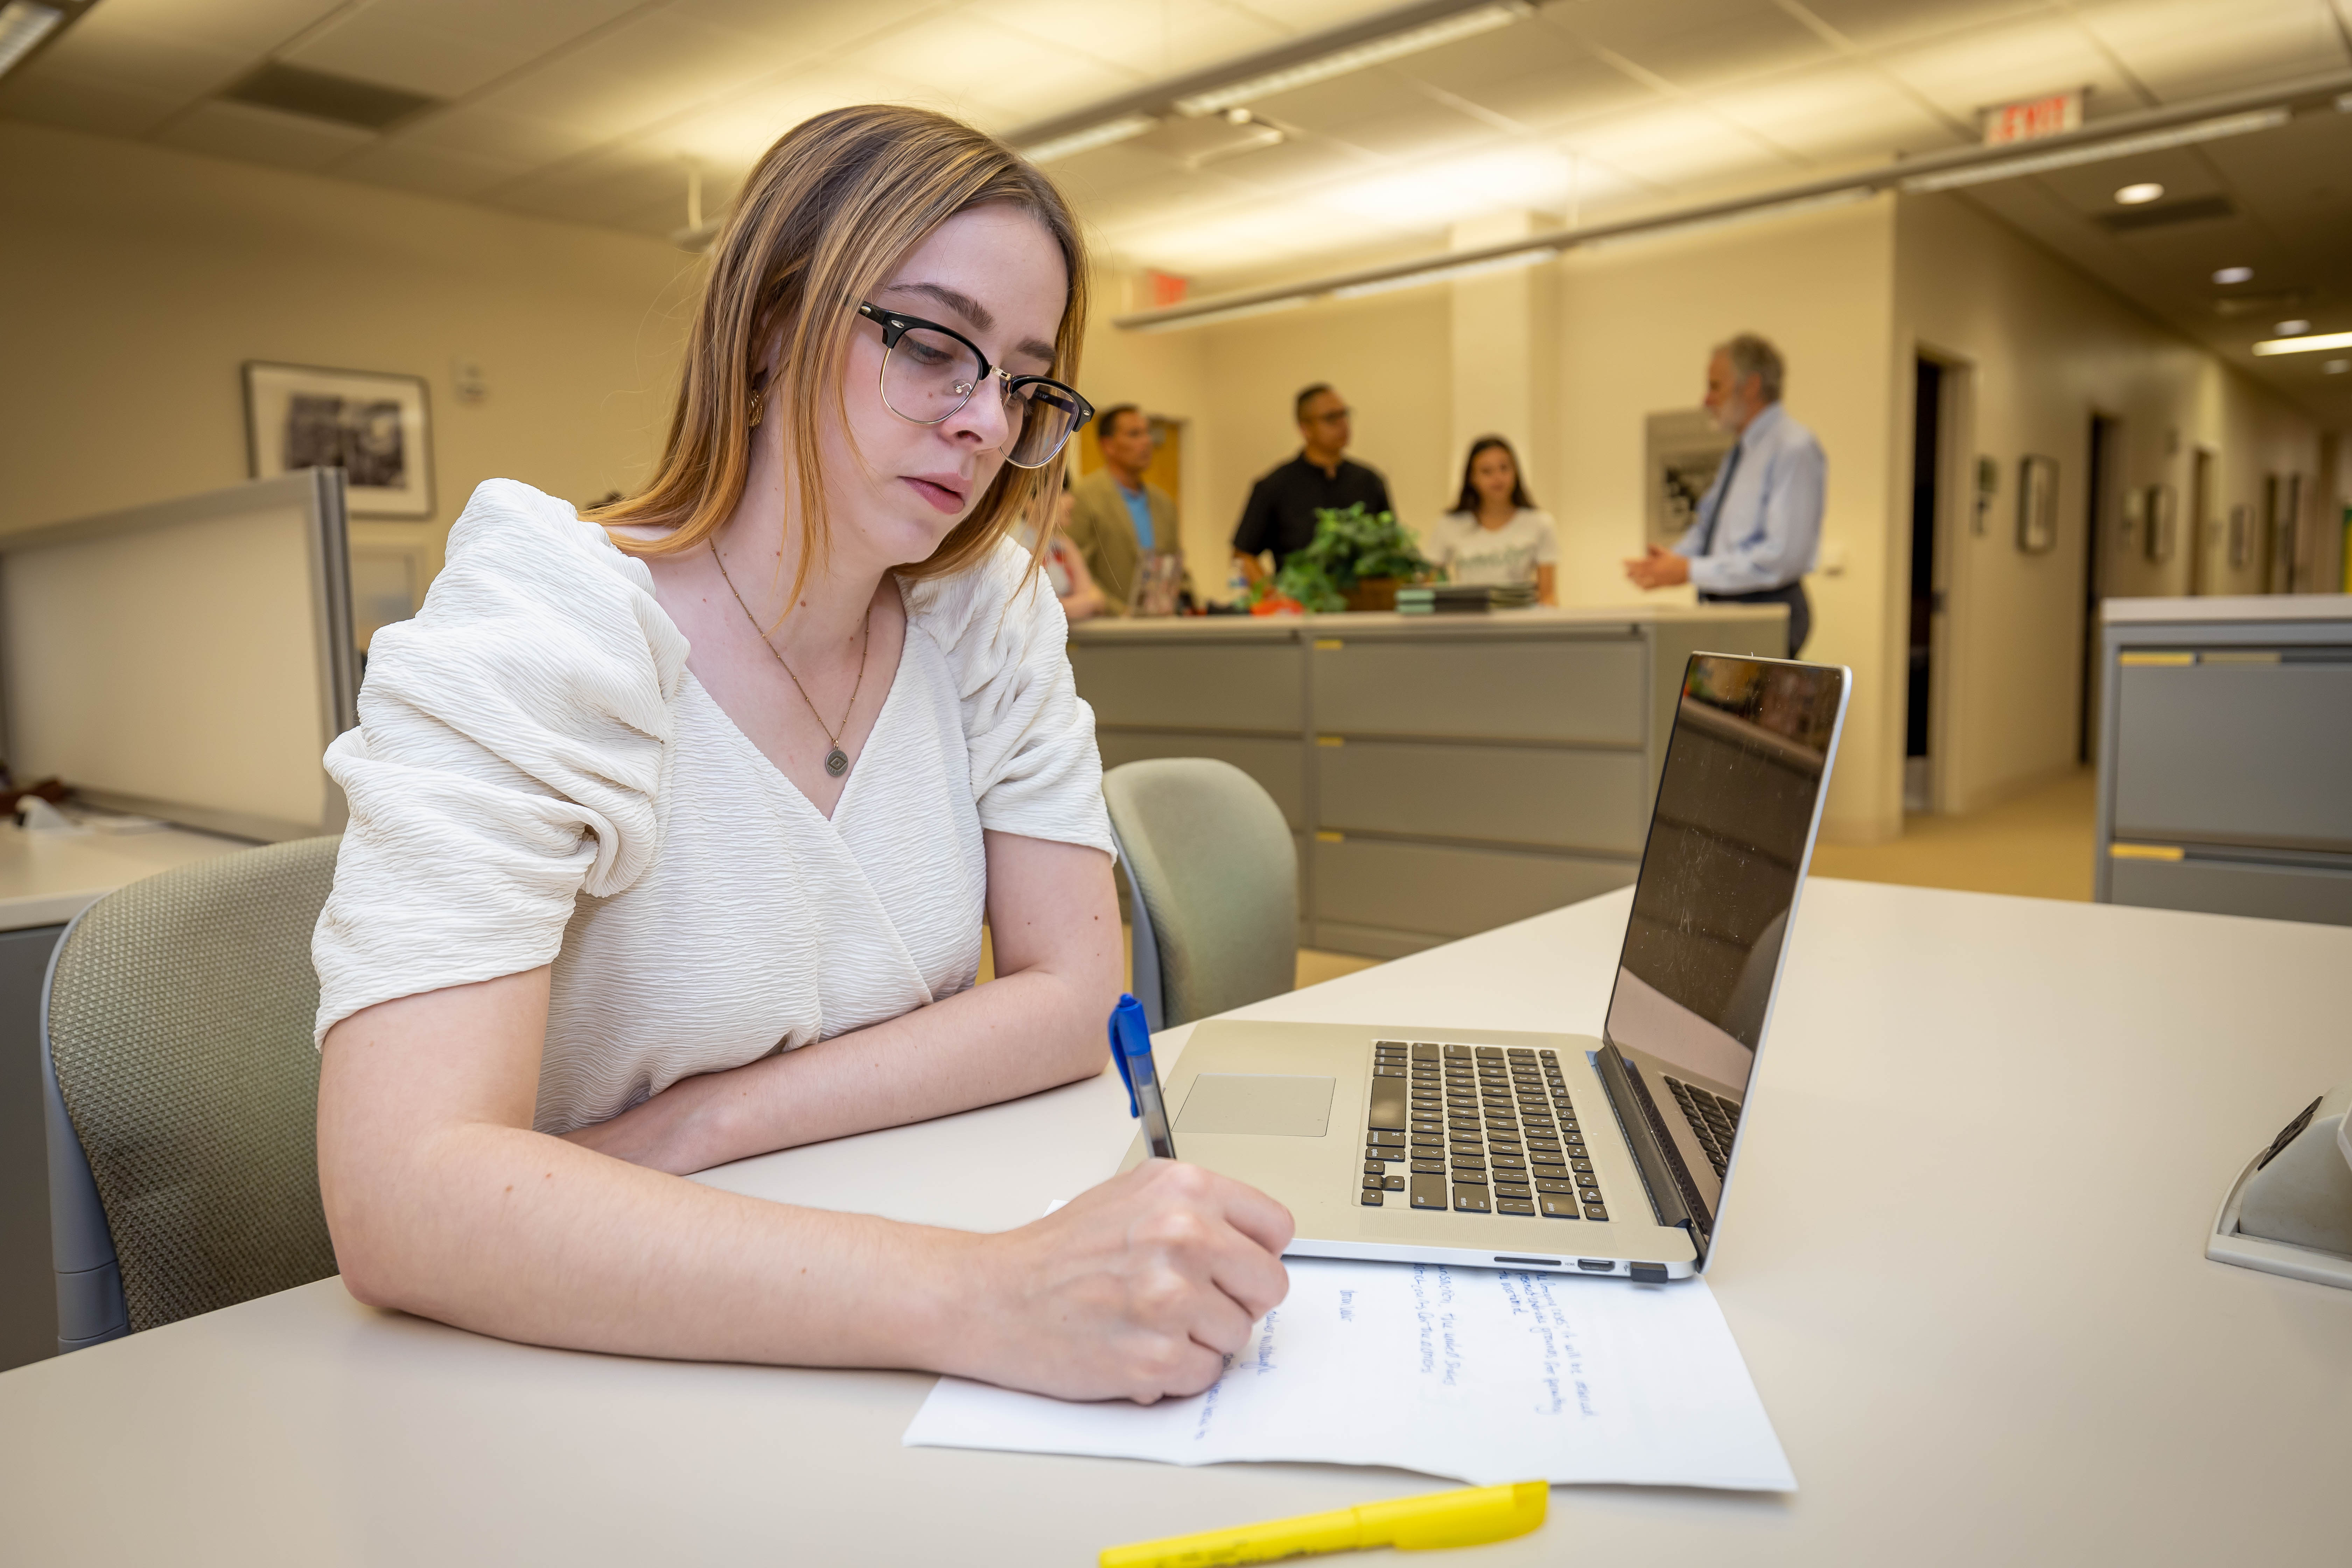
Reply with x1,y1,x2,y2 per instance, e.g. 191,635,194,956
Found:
1595,1044,1710,1266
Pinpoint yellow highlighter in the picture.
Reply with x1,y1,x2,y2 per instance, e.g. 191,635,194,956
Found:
1099,1480,1547,1568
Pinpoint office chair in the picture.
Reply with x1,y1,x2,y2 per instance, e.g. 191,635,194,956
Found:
1103,758,1298,1032
43,837,342,1350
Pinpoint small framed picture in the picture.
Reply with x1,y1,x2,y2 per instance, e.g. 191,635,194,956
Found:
2227,504,2252,568
244,361,433,519
2017,454,2059,554
2144,483,2177,563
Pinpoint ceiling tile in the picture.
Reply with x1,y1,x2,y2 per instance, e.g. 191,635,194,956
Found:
0,71,185,138
1550,0,1836,90
1309,143,1582,227
70,0,352,56
335,138,536,199
495,143,693,228
1429,51,1659,132
27,15,251,99
368,0,649,56
1707,62,1965,163
280,15,534,99
840,14,1139,117
966,0,1287,78
1794,0,2057,50
2031,144,2226,214
2073,0,2350,102
154,98,378,170
1563,102,1791,187
1874,14,2143,127
675,0,955,56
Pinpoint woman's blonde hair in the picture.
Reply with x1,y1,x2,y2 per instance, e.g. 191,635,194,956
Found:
590,105,1088,605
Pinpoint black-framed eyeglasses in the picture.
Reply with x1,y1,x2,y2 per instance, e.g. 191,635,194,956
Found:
855,301,1093,469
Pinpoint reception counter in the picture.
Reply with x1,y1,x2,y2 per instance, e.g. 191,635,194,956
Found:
1070,603,1786,957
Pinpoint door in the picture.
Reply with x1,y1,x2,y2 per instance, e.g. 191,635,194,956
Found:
2188,448,2215,595
2079,414,2119,765
1905,358,1942,813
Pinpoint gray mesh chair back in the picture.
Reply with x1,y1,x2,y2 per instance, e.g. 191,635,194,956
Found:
1104,759,1297,1031
43,836,342,1349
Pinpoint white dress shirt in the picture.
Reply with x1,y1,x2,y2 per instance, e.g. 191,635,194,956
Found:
1672,401,1825,596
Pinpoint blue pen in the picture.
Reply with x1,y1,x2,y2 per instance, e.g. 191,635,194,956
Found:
1106,993,1179,1161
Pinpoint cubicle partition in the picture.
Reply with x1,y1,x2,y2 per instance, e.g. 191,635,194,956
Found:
1071,604,1785,958
0,469,358,842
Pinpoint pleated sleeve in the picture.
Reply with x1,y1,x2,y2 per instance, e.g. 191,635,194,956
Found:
311,479,689,1043
903,537,1116,858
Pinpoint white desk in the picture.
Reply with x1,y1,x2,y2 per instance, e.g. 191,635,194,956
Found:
0,818,252,932
0,879,2347,1564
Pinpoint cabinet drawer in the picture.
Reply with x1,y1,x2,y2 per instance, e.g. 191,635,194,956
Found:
1072,641,1302,732
1312,636,1645,744
1098,731,1306,832
1313,835,1634,940
1316,740,1648,854
2108,853,2352,927
2113,659,2352,852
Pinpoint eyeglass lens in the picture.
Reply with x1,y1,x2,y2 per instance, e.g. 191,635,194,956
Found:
880,324,1083,468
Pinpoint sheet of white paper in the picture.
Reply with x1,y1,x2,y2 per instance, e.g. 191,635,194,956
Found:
904,1257,1794,1491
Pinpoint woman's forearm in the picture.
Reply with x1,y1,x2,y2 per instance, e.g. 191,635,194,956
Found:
596,962,1108,1173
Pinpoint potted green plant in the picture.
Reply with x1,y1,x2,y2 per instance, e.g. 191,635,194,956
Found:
1254,503,1433,613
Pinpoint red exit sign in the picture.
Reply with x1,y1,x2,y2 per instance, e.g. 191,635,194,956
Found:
1983,89,2084,146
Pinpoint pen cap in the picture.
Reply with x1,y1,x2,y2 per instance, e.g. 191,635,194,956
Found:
1360,1481,1546,1551
1107,993,1148,1117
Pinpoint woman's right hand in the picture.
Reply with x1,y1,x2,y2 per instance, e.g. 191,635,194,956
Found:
947,1160,1294,1404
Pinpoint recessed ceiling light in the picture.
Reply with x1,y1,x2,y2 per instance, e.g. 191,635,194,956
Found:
2115,181,2165,204
2212,265,2253,285
2275,319,2311,335
2325,360,2350,374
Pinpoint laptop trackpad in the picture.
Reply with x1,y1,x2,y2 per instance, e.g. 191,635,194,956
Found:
1175,1075,1335,1137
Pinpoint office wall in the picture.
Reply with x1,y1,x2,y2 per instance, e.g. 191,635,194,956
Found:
1893,192,2320,812
1549,196,1903,842
0,122,691,583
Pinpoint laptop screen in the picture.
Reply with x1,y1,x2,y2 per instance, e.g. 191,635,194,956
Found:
1603,654,1848,1096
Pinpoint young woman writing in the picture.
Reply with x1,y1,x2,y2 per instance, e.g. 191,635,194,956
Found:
312,106,1289,1402
1425,436,1559,605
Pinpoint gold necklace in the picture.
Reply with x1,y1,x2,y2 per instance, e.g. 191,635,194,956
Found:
708,540,871,779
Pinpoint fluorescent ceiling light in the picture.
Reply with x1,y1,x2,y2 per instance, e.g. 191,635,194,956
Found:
1173,2,1525,117
1020,114,1157,165
1899,108,2289,193
2114,181,2164,204
2325,360,2349,374
2213,266,2253,284
1330,247,1556,300
2253,329,2352,355
0,1,63,80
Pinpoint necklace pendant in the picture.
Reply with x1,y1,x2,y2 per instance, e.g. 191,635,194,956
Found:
825,746,849,778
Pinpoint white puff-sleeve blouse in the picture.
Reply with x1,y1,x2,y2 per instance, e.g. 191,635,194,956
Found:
312,478,1116,1136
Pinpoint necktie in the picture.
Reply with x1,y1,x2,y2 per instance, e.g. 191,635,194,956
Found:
1695,438,1744,559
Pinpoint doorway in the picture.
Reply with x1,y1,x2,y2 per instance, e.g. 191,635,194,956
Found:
1905,358,1942,813
2078,413,2119,765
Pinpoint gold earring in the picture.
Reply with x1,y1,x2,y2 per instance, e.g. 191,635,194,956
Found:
748,388,765,428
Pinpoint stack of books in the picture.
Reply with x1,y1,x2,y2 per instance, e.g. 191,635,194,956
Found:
1394,582,1539,614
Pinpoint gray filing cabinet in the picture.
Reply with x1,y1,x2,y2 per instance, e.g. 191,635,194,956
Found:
1071,604,1785,958
2096,595,2352,926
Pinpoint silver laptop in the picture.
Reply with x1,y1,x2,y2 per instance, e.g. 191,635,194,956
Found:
1121,652,1851,1281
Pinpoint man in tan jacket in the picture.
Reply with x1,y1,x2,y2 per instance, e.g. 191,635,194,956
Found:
1067,404,1182,616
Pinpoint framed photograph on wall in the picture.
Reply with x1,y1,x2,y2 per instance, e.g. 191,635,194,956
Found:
2144,483,2178,563
244,361,433,519
2017,454,2059,554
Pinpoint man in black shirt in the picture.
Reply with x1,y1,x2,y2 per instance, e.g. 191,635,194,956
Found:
1231,384,1392,586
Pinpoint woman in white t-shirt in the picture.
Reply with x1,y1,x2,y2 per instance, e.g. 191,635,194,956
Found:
1426,436,1558,604
310,105,1287,1402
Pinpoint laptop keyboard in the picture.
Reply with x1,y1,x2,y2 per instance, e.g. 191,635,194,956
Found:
1360,1041,1609,1222
1662,1075,1742,1180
